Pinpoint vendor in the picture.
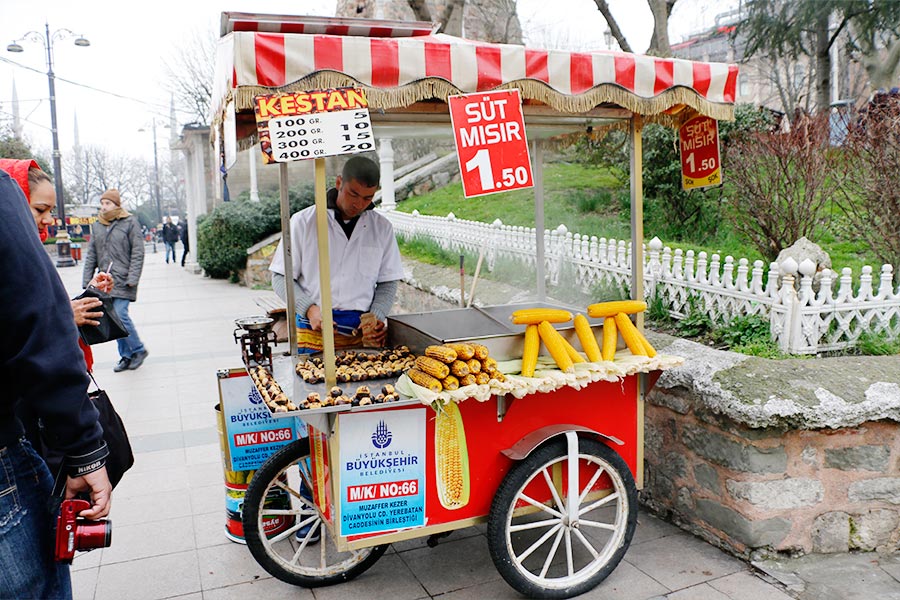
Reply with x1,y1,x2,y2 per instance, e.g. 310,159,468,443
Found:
269,155,404,353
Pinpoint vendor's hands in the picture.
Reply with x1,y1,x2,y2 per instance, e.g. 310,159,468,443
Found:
89,272,114,293
71,297,104,327
66,468,112,519
364,319,388,347
306,305,323,331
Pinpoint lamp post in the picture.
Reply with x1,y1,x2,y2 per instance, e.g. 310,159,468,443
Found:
139,119,164,253
7,23,89,267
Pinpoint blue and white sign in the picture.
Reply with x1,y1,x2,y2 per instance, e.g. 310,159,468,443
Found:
220,372,305,471
339,408,426,536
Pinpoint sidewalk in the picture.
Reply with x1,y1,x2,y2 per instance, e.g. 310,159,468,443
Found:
54,249,897,600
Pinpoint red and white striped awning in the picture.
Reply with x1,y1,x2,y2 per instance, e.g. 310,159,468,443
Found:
212,15,739,136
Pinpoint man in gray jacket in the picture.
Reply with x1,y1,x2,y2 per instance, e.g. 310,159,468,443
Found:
83,189,149,372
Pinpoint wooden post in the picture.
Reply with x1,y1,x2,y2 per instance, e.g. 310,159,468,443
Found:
314,158,337,388
630,115,645,332
278,163,297,358
533,140,546,301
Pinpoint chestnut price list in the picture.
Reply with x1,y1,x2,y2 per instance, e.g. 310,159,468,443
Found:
269,108,374,162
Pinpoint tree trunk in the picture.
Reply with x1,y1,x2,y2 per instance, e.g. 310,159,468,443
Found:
815,11,831,110
647,0,672,57
592,0,633,53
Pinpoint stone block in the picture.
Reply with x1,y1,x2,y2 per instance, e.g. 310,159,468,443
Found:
682,424,786,474
648,389,692,414
825,446,891,472
726,478,824,510
694,499,791,549
811,511,850,553
801,445,818,466
848,478,900,504
661,452,688,479
849,509,900,551
694,463,721,493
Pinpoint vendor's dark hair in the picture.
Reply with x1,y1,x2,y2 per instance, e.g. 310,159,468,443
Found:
342,155,380,187
28,167,51,188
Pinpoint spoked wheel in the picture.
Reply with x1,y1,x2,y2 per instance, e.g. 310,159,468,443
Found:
487,433,638,599
243,438,389,587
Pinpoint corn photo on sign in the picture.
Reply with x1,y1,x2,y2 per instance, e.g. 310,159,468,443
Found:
338,408,426,536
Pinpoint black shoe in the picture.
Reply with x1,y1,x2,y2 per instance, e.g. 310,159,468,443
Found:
128,350,149,370
113,357,131,372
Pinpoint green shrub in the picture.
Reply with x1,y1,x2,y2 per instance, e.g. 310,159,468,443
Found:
855,331,900,356
646,286,672,323
197,183,314,279
714,314,771,349
675,294,714,337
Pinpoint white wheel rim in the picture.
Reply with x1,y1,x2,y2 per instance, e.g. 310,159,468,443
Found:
503,450,630,590
253,458,376,577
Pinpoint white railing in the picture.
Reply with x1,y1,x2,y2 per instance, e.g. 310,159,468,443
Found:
385,209,900,354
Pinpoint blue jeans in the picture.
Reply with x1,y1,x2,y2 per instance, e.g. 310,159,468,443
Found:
0,439,72,600
165,241,176,263
113,297,145,359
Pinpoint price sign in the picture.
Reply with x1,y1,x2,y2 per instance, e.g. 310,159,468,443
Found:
679,114,722,191
254,88,375,164
449,90,533,198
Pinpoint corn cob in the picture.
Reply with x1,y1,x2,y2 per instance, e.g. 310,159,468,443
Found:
408,368,443,392
511,308,573,325
450,360,470,378
425,345,458,364
466,358,482,374
614,313,648,356
587,300,647,318
475,371,490,385
521,324,540,377
559,334,586,363
445,343,475,360
441,374,460,390
537,321,575,373
459,374,477,387
415,356,450,379
470,343,489,360
487,368,506,382
434,402,470,510
574,314,602,362
482,357,498,371
601,317,617,361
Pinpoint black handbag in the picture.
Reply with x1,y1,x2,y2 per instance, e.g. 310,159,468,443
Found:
75,287,128,345
42,373,135,489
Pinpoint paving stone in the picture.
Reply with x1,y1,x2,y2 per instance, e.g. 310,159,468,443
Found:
312,553,428,600
101,515,195,565
398,532,500,596
623,529,745,590
71,566,99,600
664,582,730,599
108,488,194,527
112,464,191,499
706,570,795,600
93,550,201,600
631,510,684,545
197,542,272,590
201,577,313,600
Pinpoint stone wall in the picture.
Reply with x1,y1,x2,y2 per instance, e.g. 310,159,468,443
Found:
642,384,900,558
243,236,279,288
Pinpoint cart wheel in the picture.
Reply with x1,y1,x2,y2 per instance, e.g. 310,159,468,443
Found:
487,434,637,599
243,438,389,587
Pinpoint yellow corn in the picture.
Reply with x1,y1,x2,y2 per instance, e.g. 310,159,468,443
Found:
640,332,657,358
537,321,575,373
601,317,617,361
560,334,586,363
511,308,573,325
466,358,482,374
445,343,475,360
459,374,477,387
434,402,470,510
521,324,540,377
614,313,648,356
450,360,470,378
481,357,498,371
441,375,460,391
587,300,648,318
415,356,450,379
470,343,489,360
408,368,443,392
487,368,506,382
574,314,602,362
425,345,458,363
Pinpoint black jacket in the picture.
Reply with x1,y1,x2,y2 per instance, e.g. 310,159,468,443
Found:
162,222,179,243
0,171,106,469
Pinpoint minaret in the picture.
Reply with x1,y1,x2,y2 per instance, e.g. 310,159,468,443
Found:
72,111,86,205
11,78,23,140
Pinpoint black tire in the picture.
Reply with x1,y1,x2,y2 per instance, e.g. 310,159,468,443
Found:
487,436,638,599
243,437,389,587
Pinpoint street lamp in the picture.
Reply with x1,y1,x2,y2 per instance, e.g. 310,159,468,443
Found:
138,118,164,225
7,22,90,267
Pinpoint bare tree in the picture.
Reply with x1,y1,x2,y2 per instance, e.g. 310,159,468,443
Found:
465,0,522,43
593,0,677,56
163,28,216,126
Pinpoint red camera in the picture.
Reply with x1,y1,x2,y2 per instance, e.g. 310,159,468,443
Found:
54,499,112,563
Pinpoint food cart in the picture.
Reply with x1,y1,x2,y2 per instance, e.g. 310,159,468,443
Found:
212,11,736,599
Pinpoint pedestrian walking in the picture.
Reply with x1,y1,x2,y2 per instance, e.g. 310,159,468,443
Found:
178,220,189,267
162,216,179,264
82,189,149,372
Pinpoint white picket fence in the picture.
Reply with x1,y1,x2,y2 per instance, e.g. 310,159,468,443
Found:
385,209,900,354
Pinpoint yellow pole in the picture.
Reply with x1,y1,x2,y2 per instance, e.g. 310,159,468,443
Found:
630,115,645,332
314,158,336,388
